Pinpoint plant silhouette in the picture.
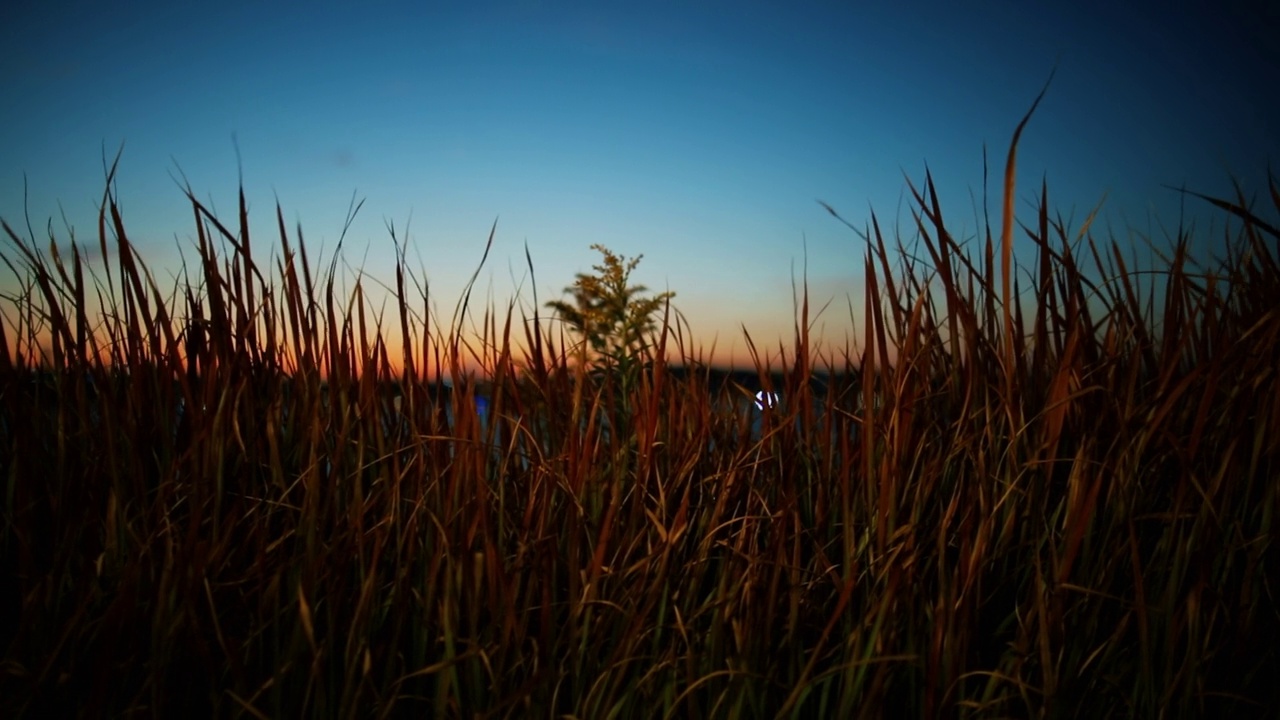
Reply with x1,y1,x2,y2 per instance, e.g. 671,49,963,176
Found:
546,244,674,378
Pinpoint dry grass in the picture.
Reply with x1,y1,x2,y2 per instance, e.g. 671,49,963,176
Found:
1,102,1278,717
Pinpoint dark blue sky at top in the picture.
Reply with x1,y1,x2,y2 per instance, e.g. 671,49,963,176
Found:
2,0,1276,365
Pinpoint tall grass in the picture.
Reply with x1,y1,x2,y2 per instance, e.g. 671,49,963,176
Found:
2,110,1278,717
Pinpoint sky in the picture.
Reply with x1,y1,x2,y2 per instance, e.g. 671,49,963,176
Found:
2,0,1277,372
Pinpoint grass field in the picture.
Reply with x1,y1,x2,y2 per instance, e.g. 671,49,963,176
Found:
2,103,1278,717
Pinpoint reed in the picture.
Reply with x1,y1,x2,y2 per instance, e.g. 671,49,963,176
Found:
1,113,1277,717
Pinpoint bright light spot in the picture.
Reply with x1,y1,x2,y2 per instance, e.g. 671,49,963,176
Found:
755,390,779,410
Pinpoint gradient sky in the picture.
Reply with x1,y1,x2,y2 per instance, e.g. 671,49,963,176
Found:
2,0,1277,370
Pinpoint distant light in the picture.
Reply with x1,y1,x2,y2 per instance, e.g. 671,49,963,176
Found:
755,390,779,410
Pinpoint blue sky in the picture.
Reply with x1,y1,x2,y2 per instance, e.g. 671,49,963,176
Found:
2,0,1276,369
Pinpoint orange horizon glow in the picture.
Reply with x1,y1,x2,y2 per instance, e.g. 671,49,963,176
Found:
2,314,880,381
1,252,879,379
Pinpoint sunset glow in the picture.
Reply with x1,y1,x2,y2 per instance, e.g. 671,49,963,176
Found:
3,2,1276,370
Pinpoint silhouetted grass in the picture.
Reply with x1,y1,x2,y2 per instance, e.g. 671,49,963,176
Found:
1,103,1278,717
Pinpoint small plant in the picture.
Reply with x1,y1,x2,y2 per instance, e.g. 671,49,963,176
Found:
546,243,675,383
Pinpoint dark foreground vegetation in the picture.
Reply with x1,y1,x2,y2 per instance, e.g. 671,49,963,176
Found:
2,115,1279,716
